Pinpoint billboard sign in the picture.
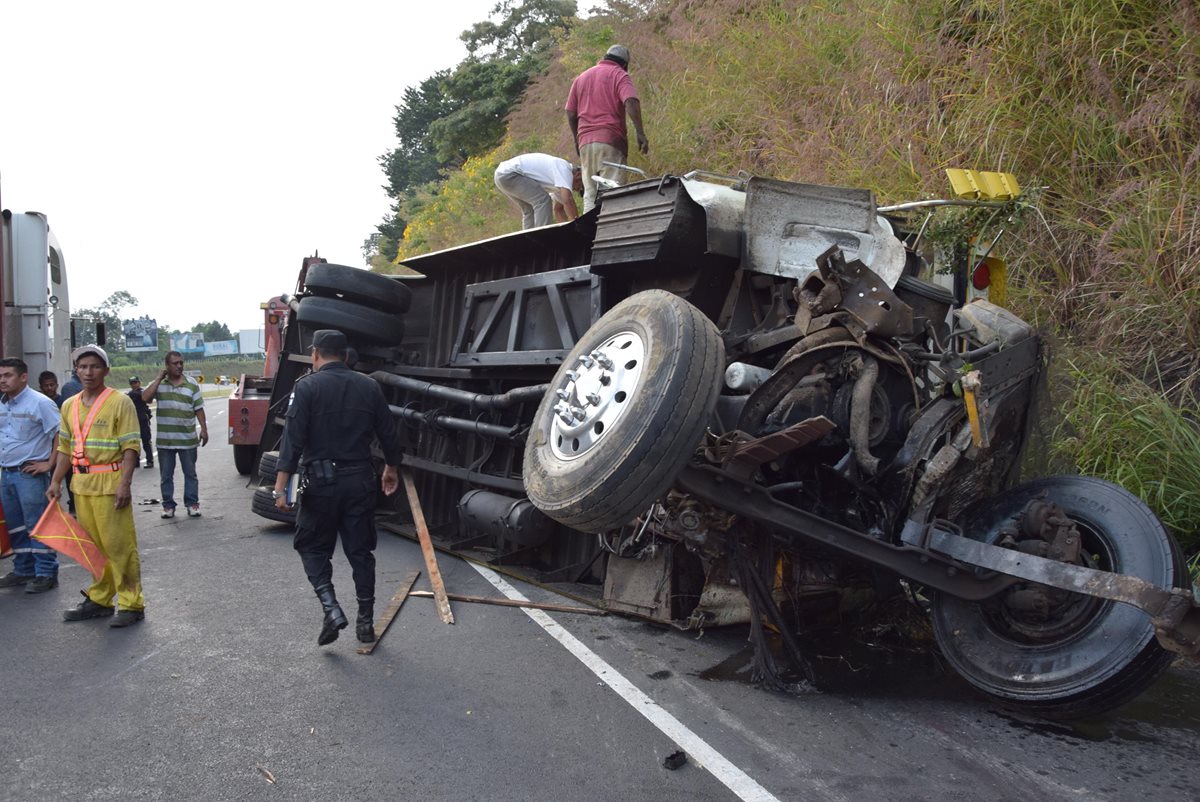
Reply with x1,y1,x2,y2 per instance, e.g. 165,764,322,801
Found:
203,339,238,357
238,328,265,355
170,331,205,354
123,317,159,352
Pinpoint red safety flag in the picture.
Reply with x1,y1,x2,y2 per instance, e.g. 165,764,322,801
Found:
0,500,11,557
31,502,107,580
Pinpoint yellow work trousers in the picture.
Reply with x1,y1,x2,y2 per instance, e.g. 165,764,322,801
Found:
76,494,145,612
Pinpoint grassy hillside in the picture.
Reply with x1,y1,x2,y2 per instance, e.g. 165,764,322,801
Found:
387,0,1200,548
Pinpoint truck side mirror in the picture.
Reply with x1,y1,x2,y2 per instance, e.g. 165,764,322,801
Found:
96,322,107,346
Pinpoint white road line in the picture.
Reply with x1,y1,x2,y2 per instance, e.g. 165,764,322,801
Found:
469,563,782,802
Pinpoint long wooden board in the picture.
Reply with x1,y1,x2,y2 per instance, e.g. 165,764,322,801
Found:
402,468,455,625
408,590,606,616
356,569,421,655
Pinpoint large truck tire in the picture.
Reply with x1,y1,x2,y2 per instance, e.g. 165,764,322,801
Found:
523,291,725,534
931,476,1183,720
251,486,297,526
296,296,405,346
304,263,412,314
257,451,280,484
233,444,256,476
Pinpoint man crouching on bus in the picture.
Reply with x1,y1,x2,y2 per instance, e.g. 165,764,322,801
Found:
47,345,146,627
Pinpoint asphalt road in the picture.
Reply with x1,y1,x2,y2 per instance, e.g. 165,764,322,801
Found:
2,398,1199,801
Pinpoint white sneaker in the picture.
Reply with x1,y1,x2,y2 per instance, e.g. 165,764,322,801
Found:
187,505,201,518
161,508,175,519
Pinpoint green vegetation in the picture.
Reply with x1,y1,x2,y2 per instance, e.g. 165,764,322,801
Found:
368,0,577,265
369,0,1200,549
1057,359,1200,544
107,358,262,387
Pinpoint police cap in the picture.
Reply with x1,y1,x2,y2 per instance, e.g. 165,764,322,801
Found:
311,329,349,352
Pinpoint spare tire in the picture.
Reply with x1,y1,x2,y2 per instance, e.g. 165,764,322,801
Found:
252,486,297,526
258,451,280,484
305,263,412,314
296,296,405,346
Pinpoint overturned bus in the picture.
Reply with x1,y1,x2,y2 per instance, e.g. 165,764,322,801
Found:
248,170,1199,719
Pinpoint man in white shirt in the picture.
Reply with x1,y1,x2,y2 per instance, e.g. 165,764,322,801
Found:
494,153,583,230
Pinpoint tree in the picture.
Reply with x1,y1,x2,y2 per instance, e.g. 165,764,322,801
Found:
429,58,532,163
157,324,177,354
73,290,139,350
460,0,576,62
371,1,577,259
191,320,234,343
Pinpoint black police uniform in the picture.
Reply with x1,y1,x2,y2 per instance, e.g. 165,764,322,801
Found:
127,380,154,466
277,341,402,645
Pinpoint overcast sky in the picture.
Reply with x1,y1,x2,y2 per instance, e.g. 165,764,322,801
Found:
1,0,500,333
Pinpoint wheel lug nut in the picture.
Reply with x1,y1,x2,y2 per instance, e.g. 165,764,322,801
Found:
599,373,611,386
586,392,601,406
596,355,614,370
580,355,596,369
556,388,570,400
570,406,586,421
565,370,579,382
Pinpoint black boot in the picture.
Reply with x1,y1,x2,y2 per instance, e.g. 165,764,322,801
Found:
314,583,348,646
356,597,375,643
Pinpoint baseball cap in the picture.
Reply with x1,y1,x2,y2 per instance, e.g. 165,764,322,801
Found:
311,329,348,351
605,45,630,66
129,376,141,383
71,344,110,367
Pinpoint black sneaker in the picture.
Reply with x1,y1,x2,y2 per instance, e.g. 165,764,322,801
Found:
0,572,33,588
24,576,58,594
64,593,114,621
110,609,145,628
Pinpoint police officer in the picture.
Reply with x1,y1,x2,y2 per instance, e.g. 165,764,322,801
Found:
127,376,154,468
273,329,402,646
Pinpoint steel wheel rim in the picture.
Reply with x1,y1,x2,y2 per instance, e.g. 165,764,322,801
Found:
550,330,645,461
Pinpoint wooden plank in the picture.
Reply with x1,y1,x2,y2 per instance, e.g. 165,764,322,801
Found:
357,569,421,655
402,468,455,625
408,590,607,616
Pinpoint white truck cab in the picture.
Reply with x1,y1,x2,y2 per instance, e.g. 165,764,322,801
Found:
1,203,72,379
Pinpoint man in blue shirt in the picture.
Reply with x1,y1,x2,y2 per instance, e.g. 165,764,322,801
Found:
0,358,62,592
60,369,82,402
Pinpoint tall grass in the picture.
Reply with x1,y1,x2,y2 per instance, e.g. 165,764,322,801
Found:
1056,358,1200,550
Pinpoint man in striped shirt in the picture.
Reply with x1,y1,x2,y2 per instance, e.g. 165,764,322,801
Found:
141,351,208,519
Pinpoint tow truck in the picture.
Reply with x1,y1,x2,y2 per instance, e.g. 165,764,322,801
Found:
228,288,301,476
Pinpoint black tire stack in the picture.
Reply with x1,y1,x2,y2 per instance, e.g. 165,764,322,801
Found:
295,263,411,348
249,264,410,528
251,451,295,526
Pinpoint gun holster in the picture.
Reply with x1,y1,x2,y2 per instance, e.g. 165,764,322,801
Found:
303,459,337,487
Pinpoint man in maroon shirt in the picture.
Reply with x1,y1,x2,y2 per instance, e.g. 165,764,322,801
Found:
565,44,650,212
